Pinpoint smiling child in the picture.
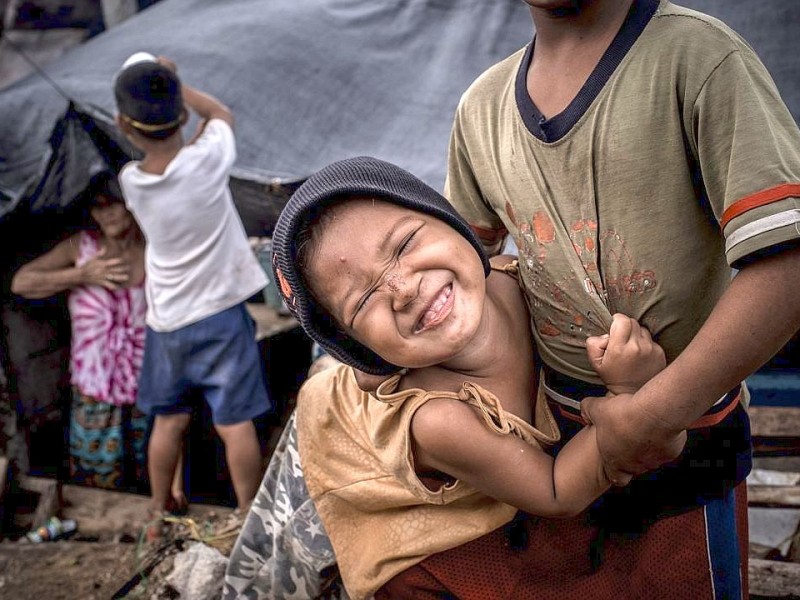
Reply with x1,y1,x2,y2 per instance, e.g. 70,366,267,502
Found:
270,156,675,599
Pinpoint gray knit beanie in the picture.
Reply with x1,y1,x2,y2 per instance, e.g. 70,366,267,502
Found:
271,156,490,375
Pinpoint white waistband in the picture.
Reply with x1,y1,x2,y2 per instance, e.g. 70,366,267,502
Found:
543,382,730,410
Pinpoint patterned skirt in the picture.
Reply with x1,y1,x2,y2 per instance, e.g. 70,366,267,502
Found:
69,387,148,490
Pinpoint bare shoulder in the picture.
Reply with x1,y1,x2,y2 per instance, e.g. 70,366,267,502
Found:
412,397,484,443
411,397,484,465
487,254,526,310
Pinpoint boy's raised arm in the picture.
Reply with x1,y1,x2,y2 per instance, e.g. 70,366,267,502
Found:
157,56,234,127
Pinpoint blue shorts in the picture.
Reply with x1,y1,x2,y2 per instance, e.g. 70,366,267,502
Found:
136,303,271,425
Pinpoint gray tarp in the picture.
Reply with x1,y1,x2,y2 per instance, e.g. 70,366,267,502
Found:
0,0,536,229
1,0,799,231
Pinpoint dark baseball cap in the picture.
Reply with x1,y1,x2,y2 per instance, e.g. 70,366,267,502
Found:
114,61,183,134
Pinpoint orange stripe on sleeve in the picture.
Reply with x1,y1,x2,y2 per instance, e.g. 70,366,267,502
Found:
721,183,800,229
688,392,740,429
470,224,508,245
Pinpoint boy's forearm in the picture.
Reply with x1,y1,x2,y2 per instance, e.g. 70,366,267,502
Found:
635,245,800,431
181,84,234,126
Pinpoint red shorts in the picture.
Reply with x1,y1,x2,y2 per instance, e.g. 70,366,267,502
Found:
377,484,748,600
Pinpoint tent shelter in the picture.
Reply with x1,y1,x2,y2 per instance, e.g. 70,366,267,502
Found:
0,0,542,229
0,0,798,475
0,0,540,487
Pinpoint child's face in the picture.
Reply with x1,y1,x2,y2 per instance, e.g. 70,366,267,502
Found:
306,198,487,369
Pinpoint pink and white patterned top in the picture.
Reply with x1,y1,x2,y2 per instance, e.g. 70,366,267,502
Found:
68,231,146,406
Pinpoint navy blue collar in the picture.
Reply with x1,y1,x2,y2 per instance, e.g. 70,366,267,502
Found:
515,0,660,143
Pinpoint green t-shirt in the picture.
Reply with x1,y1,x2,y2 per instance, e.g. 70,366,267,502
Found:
446,0,800,382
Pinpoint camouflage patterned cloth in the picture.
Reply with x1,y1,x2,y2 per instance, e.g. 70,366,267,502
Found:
223,411,347,600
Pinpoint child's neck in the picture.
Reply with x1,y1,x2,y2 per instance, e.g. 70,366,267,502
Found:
527,0,633,118
103,226,139,253
138,134,184,175
404,270,536,422
403,305,506,395
444,293,508,375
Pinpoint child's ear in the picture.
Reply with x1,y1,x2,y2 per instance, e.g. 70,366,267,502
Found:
116,114,133,136
179,108,189,126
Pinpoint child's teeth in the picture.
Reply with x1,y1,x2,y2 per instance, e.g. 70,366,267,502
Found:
419,286,450,329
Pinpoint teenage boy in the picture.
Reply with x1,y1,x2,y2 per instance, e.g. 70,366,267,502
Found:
444,0,800,597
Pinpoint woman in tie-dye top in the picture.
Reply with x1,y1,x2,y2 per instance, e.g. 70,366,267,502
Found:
12,173,155,492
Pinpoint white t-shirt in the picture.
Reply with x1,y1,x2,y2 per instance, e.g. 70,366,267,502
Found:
120,119,267,332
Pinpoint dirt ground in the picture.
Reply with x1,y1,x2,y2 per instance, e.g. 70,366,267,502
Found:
0,480,235,599
2,460,799,599
0,540,139,599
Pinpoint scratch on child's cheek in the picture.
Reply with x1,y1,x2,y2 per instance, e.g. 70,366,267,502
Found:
387,272,402,293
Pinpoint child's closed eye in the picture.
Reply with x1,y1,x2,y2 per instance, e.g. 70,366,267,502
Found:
398,230,418,256
354,288,375,318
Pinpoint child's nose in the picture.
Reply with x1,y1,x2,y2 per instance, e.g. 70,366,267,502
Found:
387,270,416,310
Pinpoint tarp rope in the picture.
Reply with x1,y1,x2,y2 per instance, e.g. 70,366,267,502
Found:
3,34,78,104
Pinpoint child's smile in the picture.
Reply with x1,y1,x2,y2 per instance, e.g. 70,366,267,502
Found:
415,283,454,333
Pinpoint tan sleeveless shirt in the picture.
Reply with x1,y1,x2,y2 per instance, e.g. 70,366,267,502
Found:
297,350,559,598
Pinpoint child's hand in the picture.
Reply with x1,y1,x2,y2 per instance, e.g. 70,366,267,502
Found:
586,314,665,395
156,56,177,73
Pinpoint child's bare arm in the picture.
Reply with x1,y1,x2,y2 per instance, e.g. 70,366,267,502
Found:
156,57,234,127
586,313,666,395
10,237,129,298
411,398,610,518
181,86,234,127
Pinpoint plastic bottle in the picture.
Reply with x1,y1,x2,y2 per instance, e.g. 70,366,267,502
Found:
25,517,77,543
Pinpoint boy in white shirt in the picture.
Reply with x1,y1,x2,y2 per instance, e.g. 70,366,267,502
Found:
114,56,270,528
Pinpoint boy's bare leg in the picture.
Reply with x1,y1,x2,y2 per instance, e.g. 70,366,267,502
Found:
148,412,192,512
215,420,263,511
170,446,188,512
